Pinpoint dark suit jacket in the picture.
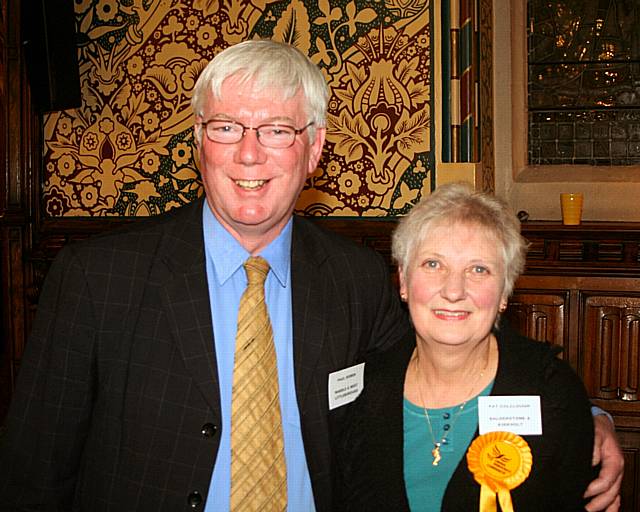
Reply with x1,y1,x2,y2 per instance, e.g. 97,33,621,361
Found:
333,330,595,511
0,199,412,512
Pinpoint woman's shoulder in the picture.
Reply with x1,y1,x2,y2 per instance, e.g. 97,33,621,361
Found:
497,327,561,370
495,328,591,410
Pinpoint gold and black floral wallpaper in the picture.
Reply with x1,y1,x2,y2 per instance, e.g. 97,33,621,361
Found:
43,0,431,217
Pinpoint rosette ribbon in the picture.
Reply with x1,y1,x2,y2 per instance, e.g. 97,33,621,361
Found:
466,431,532,512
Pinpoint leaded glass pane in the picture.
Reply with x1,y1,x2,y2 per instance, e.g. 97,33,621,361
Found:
528,0,640,165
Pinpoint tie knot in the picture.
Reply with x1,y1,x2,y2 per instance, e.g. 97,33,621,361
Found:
243,256,270,286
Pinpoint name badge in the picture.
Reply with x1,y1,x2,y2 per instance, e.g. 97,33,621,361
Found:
328,363,365,410
478,395,542,435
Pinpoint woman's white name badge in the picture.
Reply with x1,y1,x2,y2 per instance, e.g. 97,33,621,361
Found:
328,363,365,410
478,396,542,435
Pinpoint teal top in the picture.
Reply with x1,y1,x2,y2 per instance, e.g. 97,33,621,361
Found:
403,381,494,512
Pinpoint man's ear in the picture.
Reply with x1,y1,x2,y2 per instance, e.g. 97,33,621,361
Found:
193,122,202,150
307,127,326,176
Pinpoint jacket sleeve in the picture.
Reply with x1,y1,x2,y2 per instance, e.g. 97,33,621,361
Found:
363,250,412,355
0,244,97,511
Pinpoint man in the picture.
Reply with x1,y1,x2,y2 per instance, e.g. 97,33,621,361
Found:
0,40,623,511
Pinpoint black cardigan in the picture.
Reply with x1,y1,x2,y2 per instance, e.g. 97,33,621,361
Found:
333,329,595,511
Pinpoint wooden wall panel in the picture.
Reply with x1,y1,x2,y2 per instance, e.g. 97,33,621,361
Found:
583,296,640,402
0,0,28,422
505,290,567,350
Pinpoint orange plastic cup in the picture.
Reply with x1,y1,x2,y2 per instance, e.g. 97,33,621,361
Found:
560,193,583,225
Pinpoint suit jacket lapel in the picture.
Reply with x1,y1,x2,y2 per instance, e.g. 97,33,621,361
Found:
159,199,221,415
291,217,329,410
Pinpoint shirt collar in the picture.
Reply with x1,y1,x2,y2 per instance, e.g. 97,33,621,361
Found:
203,201,291,287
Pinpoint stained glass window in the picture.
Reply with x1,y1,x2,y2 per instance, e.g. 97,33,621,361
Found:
528,0,640,165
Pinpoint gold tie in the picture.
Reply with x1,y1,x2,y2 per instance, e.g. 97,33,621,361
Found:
230,256,287,511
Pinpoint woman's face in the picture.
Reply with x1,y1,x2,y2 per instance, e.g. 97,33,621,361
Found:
400,221,508,350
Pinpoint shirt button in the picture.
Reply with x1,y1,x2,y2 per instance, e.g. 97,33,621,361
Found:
443,424,450,431
187,491,202,508
201,423,217,437
443,412,451,420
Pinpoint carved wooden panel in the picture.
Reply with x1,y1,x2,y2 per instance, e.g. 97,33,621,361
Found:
504,290,568,350
519,221,640,276
582,295,640,402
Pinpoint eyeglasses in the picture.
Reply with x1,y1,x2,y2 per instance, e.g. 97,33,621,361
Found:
200,119,314,148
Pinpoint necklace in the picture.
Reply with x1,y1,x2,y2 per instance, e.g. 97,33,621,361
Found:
413,341,492,466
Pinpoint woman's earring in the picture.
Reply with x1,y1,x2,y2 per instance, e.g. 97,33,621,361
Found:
499,303,507,312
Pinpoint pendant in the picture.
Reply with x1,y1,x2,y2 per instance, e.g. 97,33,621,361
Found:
431,443,441,466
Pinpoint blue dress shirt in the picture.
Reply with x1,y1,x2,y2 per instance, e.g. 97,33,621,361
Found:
202,203,315,511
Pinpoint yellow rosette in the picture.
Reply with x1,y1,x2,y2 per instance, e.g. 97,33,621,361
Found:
466,431,532,512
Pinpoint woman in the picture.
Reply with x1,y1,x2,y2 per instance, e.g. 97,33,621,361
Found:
333,183,594,511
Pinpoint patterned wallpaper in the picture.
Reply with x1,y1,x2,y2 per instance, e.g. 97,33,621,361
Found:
42,0,432,217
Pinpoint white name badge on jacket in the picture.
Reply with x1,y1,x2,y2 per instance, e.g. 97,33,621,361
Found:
328,363,365,410
478,395,542,435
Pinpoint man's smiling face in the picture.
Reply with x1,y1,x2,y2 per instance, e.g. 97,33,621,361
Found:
196,75,325,254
